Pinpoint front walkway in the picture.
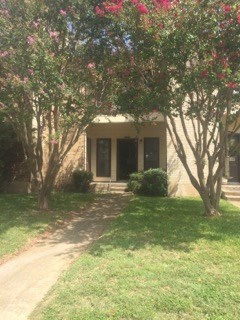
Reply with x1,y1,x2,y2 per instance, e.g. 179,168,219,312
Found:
230,201,240,208
0,194,131,320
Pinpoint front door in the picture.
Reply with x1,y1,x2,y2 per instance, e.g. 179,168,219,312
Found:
229,134,240,182
117,139,138,180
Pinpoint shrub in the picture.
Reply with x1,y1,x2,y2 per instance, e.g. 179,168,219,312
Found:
142,168,168,196
127,171,144,194
72,170,93,193
128,168,167,196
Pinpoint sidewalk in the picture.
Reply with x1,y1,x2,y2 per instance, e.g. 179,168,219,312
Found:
230,200,240,208
0,194,131,320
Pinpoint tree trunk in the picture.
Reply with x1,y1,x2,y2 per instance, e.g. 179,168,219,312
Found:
38,188,50,211
203,203,220,217
200,189,221,217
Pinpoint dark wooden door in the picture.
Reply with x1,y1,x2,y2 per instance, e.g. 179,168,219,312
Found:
117,139,138,180
229,134,240,182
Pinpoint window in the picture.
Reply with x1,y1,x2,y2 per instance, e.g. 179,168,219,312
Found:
144,138,159,170
97,139,111,177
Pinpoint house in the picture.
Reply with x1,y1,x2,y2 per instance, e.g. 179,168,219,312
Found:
3,112,240,196
58,112,240,196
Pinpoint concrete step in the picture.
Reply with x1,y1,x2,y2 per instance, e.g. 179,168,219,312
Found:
91,182,128,193
225,195,240,202
222,190,240,197
222,183,240,202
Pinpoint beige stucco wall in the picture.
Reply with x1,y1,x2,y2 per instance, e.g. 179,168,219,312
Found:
86,121,167,182
166,117,199,197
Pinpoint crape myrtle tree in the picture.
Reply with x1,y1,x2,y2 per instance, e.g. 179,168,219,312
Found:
91,0,240,216
0,0,107,210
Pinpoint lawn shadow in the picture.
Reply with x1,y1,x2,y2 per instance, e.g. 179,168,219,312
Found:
88,196,240,256
0,193,95,254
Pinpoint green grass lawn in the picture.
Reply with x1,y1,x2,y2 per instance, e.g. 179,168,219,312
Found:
31,197,240,320
0,193,95,260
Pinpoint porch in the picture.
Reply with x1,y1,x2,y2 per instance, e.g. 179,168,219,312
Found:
85,114,167,183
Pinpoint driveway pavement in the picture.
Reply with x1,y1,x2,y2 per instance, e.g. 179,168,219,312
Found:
0,194,131,320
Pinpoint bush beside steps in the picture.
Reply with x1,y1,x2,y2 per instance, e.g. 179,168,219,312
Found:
127,168,168,196
72,170,93,193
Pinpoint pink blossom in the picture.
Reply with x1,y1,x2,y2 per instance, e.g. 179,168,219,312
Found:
87,62,96,69
221,58,229,68
49,31,59,42
0,51,9,57
153,0,171,11
109,0,124,3
227,82,237,89
95,6,105,17
50,139,58,145
59,9,67,16
3,9,9,17
217,73,225,80
159,22,164,29
32,21,39,28
220,22,226,29
27,35,35,45
23,77,29,83
224,5,231,13
28,69,34,75
108,0,124,5
49,31,58,37
137,3,148,14
201,70,208,78
103,3,123,14
131,0,139,3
